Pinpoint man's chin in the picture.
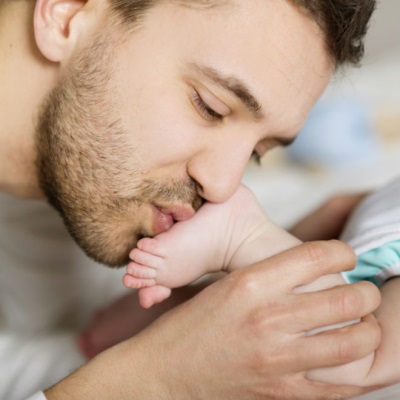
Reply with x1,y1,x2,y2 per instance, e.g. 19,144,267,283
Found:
83,244,132,268
72,229,141,268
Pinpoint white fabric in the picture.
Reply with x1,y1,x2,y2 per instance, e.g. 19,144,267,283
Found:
24,392,47,400
374,262,400,286
340,176,400,255
0,193,127,400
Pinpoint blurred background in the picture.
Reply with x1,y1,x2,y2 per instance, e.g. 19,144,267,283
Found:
243,0,400,229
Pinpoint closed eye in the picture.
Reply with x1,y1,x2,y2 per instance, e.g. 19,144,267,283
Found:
251,151,261,165
191,90,224,122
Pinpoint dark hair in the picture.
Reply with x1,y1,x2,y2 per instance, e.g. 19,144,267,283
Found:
291,0,376,66
108,0,376,67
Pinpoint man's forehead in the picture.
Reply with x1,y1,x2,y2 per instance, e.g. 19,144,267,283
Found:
111,0,332,134
173,0,229,9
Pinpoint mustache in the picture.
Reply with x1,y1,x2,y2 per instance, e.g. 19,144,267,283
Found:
137,178,204,211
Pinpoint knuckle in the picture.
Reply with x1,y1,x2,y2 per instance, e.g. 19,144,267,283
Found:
233,271,261,297
304,241,327,266
333,287,362,318
308,240,357,269
335,333,358,364
249,343,286,379
248,306,285,337
335,281,382,319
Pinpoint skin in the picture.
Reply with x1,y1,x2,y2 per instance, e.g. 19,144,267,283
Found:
1,0,333,266
291,193,370,242
0,0,382,398
48,242,382,400
123,184,400,387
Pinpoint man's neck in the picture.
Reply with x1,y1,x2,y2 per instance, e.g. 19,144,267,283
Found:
0,1,57,198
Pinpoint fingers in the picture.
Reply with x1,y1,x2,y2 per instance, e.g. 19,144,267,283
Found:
249,240,357,291
287,314,381,372
294,376,382,400
287,281,381,333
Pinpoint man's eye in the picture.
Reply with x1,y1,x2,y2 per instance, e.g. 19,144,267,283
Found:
191,91,224,122
251,151,261,166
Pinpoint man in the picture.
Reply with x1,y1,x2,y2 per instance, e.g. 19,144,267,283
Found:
0,0,381,399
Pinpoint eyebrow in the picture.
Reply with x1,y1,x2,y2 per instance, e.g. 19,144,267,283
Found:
190,63,264,120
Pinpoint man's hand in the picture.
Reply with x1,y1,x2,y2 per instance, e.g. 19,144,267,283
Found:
45,240,381,400
290,193,368,242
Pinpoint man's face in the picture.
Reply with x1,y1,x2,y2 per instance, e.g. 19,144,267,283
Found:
36,0,333,267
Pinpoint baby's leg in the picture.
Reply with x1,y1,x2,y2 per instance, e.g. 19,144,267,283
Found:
79,292,147,359
124,201,236,308
124,185,301,308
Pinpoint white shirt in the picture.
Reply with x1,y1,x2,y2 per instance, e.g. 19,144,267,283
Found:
0,193,127,399
24,392,47,400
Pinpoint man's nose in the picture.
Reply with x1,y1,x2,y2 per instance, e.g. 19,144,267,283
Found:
187,145,253,203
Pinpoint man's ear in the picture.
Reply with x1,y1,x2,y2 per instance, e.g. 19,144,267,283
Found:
34,0,87,62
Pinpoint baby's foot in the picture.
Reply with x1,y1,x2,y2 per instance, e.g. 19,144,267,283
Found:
124,185,299,308
123,186,256,307
123,199,228,307
123,282,172,308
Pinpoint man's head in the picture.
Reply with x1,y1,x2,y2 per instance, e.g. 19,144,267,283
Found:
28,0,374,266
107,0,376,68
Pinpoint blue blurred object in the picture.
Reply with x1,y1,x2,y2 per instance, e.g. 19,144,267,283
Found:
286,96,380,169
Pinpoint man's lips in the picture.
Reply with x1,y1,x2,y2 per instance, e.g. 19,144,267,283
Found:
151,204,195,235
159,205,196,222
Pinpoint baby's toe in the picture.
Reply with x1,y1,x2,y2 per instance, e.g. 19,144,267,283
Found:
126,262,157,279
123,274,156,289
130,248,164,270
137,237,165,256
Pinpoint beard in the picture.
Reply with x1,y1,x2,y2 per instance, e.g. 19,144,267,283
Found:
35,36,202,267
